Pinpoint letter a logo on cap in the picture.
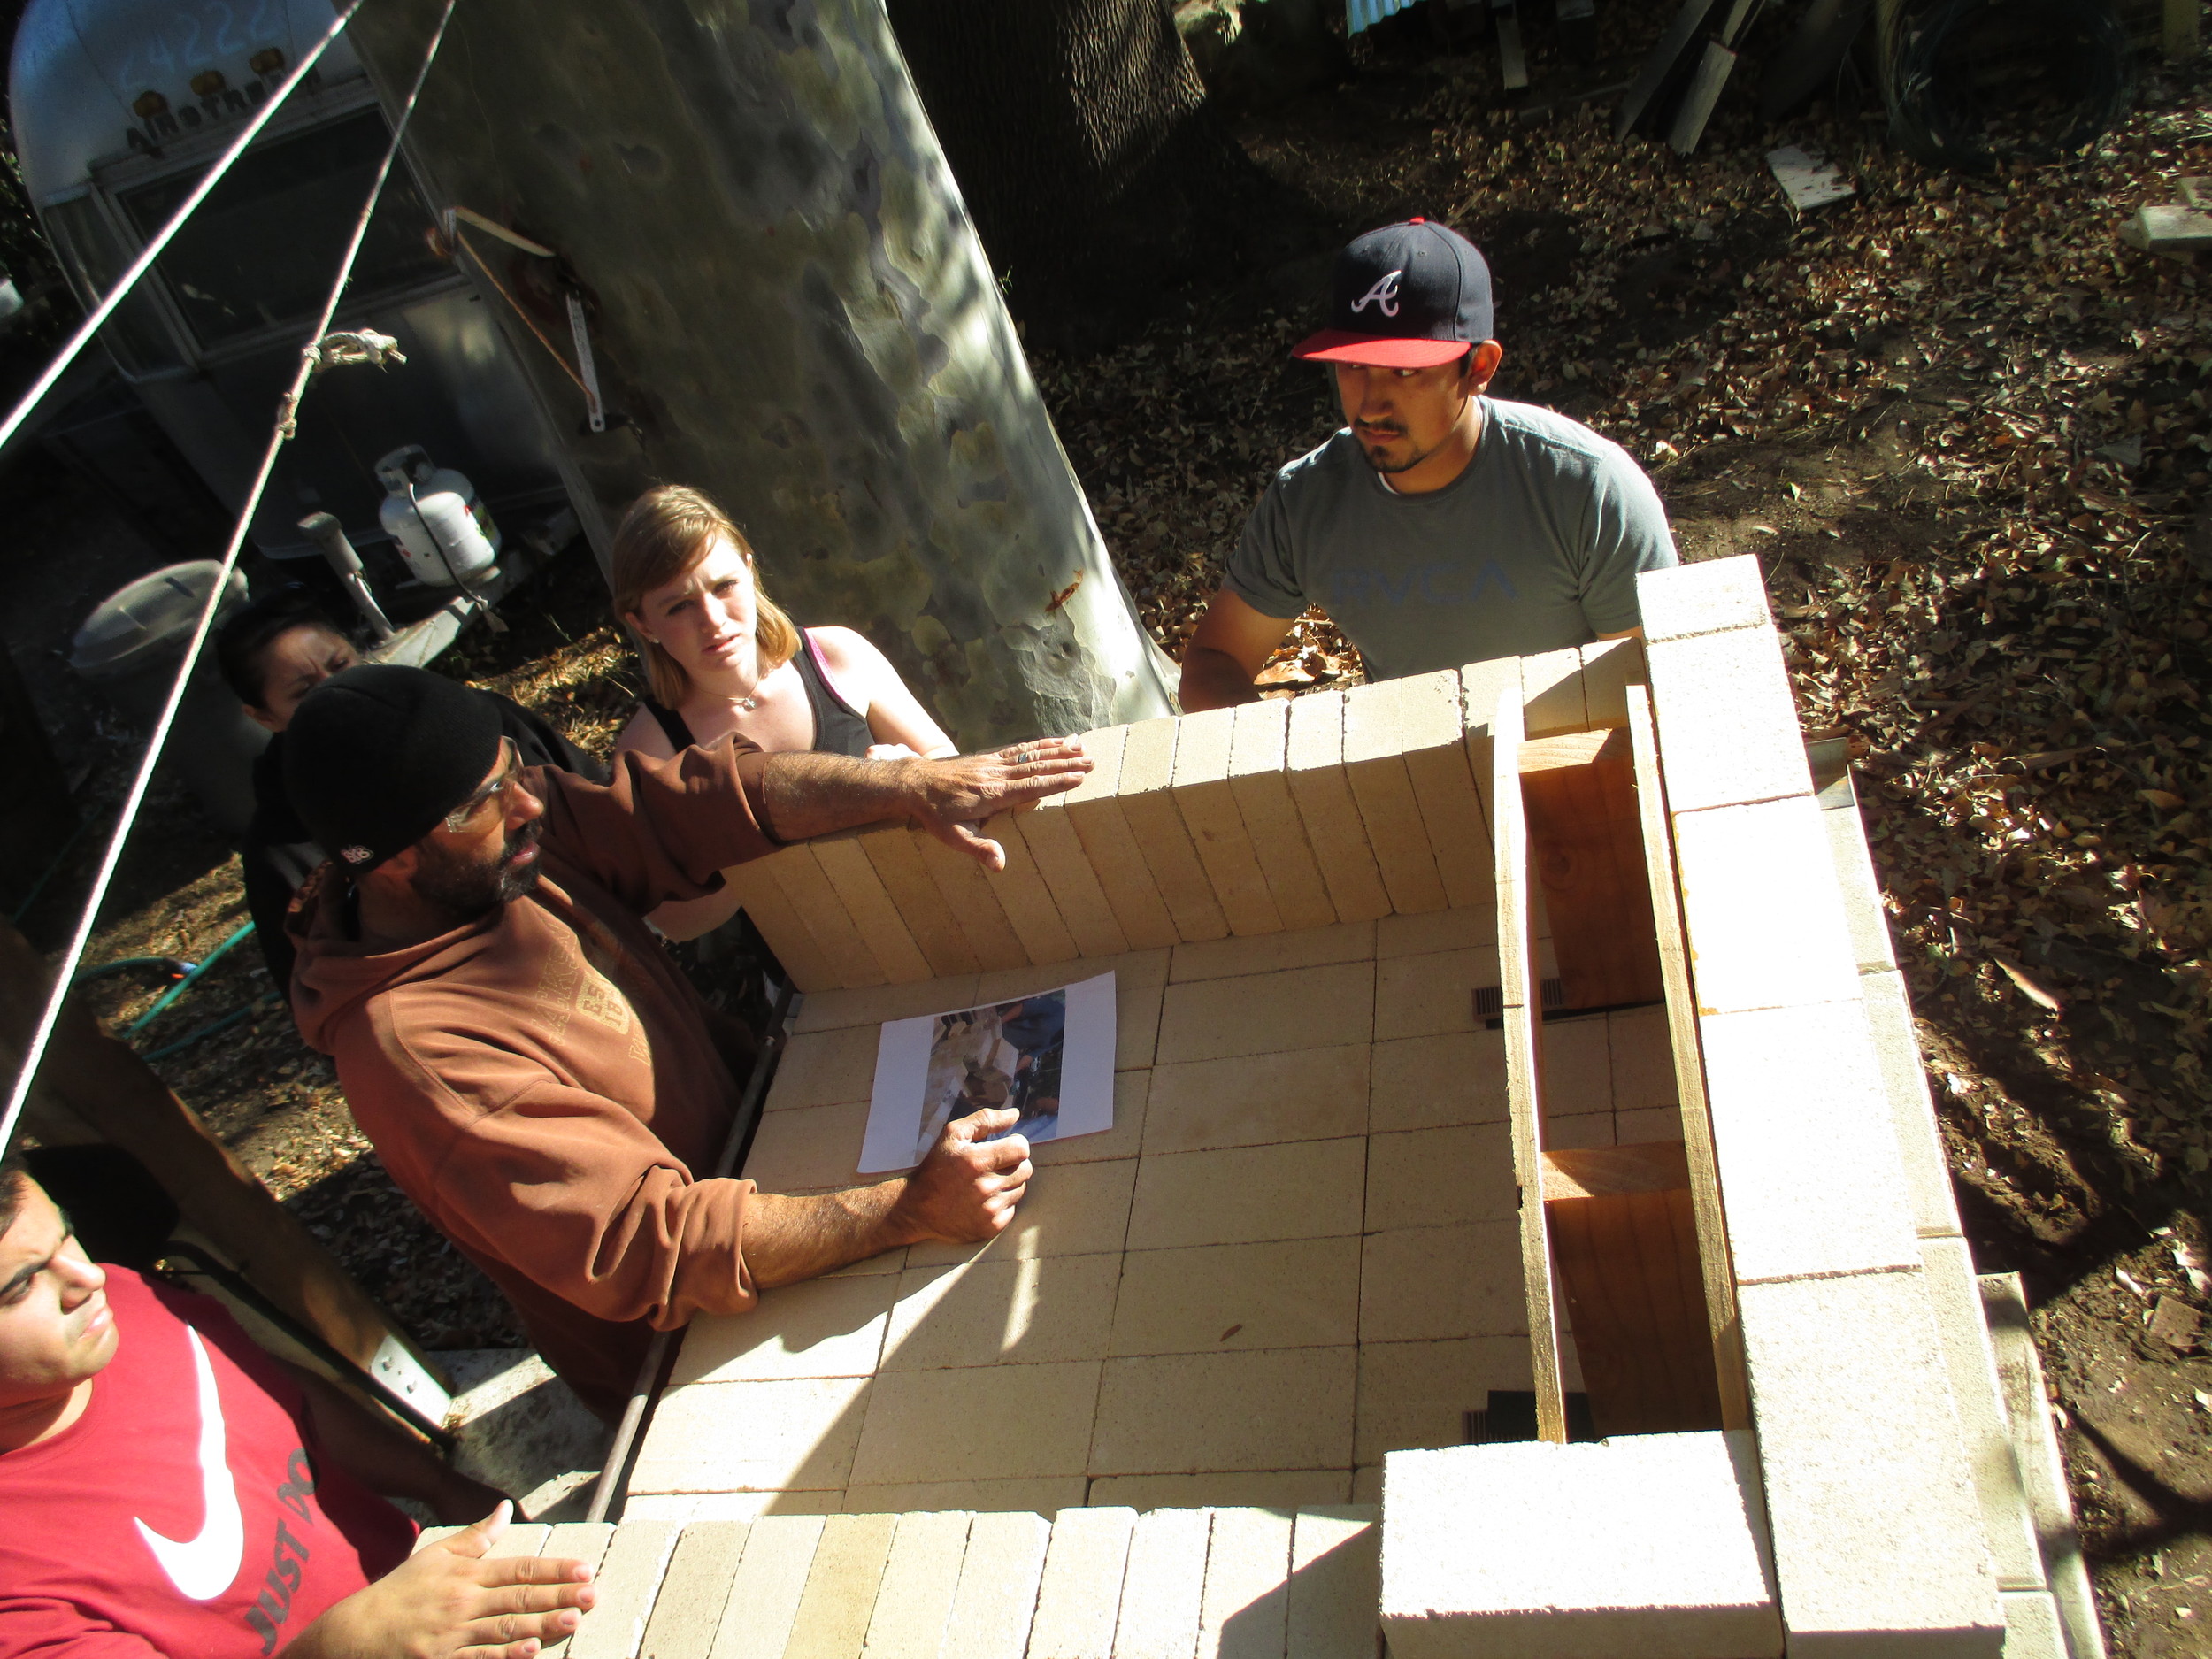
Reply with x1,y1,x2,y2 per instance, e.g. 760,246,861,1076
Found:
1350,270,1403,318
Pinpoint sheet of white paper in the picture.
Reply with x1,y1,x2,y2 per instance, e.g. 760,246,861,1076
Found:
858,972,1117,1174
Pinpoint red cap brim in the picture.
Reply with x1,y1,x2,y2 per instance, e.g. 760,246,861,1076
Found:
1290,330,1474,367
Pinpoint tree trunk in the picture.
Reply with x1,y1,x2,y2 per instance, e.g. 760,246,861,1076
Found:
885,0,1302,344
343,0,1177,747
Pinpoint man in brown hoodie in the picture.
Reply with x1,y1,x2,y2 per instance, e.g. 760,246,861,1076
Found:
282,665,1089,1417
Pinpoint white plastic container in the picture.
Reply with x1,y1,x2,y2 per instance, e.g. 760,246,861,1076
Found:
374,444,501,587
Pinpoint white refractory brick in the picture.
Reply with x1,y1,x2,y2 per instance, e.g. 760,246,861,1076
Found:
858,823,982,979
1578,636,1643,729
772,844,887,989
941,1510,1053,1659
1980,1274,2106,1659
637,1521,749,1659
1112,1509,1213,1659
568,1517,680,1659
411,1525,464,1555
1735,1273,2004,1657
543,1523,618,1659
1521,648,1587,737
860,1509,971,1659
1698,1002,1920,1284
1342,678,1449,914
1119,715,1232,942
488,1522,552,1559
1645,626,1815,815
1999,1592,2066,1659
1285,687,1392,925
982,808,1083,967
784,1511,899,1659
1228,696,1337,932
1637,553,1773,643
1024,789,1133,956
1671,795,1862,1017
1060,722,1182,952
1197,1506,1294,1659
709,1514,827,1659
1378,1432,1781,1659
812,831,933,984
724,859,837,992
918,829,1031,971
1819,771,1899,973
1028,1507,1139,1659
1398,668,1493,910
1172,703,1285,937
1860,967,1964,1240
1287,1507,1379,1659
1920,1239,2044,1593
1456,657,1517,833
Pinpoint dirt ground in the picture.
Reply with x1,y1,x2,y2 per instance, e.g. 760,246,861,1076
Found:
6,6,2211,1651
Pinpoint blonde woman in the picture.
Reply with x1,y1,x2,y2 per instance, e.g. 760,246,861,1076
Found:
611,484,956,936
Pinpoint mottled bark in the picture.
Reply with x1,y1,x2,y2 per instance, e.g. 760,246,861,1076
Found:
343,0,1176,747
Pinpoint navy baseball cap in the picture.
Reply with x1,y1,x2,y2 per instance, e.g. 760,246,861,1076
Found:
1293,218,1494,368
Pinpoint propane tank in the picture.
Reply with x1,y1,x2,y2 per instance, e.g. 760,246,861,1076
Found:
374,444,501,587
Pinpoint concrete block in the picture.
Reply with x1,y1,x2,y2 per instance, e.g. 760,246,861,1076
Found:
904,1154,1136,1266
1156,959,1374,1064
918,830,1031,972
984,810,1083,967
848,1360,1102,1486
1638,553,1771,643
1376,905,1496,957
1143,1044,1369,1156
1671,796,1862,1016
1359,1224,1525,1344
1120,715,1232,943
1060,724,1182,952
841,1477,1087,1516
812,832,933,984
1374,947,1495,1041
1578,637,1644,729
1126,1139,1366,1251
1038,1069,1150,1167
637,1520,748,1659
857,1509,970,1659
782,1511,898,1659
1024,794,1134,957
977,947,1170,1073
672,1271,897,1386
858,825,983,979
1921,1239,2044,1592
1287,1508,1380,1659
1736,1272,2003,1656
630,1377,870,1496
1521,648,1588,737
795,976,979,1036
1091,1348,1357,1477
1365,1125,1517,1229
1197,1506,1294,1659
880,1253,1121,1371
1109,1236,1361,1356
708,1513,826,1659
741,1098,869,1193
567,1517,679,1659
1285,688,1393,925
1820,774,1899,974
1371,1032,1508,1133
725,859,838,993
1399,668,1494,910
940,1510,1052,1659
2000,1592,2066,1659
772,843,888,989
1343,679,1450,914
1111,1509,1212,1659
1028,1506,1139,1659
1169,919,1373,983
1699,1002,1922,1284
1228,697,1339,932
765,1029,879,1113
1356,1337,1534,1463
1646,627,1813,814
1862,966,1963,1240
1173,703,1285,937
1379,1432,1781,1659
1090,1471,1352,1511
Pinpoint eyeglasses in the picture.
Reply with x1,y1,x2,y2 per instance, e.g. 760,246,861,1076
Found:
442,739,524,833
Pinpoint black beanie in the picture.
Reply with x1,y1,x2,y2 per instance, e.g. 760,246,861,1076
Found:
284,665,504,870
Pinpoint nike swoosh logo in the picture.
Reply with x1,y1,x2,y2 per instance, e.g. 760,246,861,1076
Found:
134,1328,245,1601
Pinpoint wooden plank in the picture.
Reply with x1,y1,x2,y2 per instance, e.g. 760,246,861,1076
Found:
1493,688,1569,1446
859,825,982,979
1519,728,1664,1010
1625,681,1750,1432
1540,1141,1691,1202
1546,1187,1724,1438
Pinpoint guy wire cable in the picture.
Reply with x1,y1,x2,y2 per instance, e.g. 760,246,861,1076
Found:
0,0,367,460
0,0,464,1160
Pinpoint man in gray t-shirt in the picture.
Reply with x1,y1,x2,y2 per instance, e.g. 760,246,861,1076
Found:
1180,219,1678,710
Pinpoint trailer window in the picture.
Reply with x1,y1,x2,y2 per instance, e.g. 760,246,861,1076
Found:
116,109,447,350
42,197,183,374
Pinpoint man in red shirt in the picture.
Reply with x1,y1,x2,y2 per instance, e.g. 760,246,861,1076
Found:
0,1160,596,1658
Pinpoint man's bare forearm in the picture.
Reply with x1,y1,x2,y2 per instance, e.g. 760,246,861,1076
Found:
1177,647,1263,713
756,752,912,843
745,1183,918,1288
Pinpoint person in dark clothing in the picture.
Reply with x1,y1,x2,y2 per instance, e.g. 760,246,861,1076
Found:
217,588,605,991
606,485,958,940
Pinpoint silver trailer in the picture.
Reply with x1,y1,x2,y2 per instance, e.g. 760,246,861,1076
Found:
9,0,574,582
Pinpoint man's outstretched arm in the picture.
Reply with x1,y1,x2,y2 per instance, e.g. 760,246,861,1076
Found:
1179,588,1297,712
757,741,1091,871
